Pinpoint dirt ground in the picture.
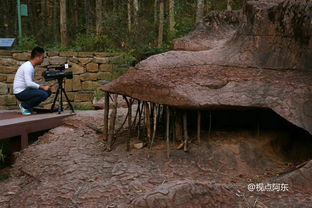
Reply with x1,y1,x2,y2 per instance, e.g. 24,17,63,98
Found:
0,110,312,208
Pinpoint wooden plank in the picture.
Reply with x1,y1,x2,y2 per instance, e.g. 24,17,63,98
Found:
0,112,73,140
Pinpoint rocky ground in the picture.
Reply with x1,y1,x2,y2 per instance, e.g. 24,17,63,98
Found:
0,110,312,208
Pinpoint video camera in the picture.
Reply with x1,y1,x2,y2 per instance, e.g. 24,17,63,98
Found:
42,64,73,81
42,64,75,114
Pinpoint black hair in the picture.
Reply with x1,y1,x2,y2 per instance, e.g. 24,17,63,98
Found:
31,46,45,59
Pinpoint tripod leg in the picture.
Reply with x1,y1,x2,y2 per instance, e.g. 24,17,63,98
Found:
58,87,62,114
62,88,75,113
51,86,60,112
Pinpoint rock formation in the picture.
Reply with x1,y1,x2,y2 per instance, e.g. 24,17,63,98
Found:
102,0,312,134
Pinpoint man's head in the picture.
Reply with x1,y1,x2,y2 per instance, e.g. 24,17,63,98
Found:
30,46,45,66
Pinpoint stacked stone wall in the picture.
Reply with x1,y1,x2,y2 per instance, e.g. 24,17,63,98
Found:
0,50,129,109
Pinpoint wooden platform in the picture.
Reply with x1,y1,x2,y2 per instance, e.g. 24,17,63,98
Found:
0,111,74,150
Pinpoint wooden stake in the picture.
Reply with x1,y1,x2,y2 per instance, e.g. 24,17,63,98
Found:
107,94,118,151
183,111,189,152
145,102,151,144
150,104,158,149
166,106,170,158
171,108,176,144
132,100,140,129
103,92,109,142
124,96,132,151
137,101,143,139
175,110,183,143
197,110,201,144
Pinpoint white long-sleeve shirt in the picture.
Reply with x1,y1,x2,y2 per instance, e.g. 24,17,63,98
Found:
13,61,40,94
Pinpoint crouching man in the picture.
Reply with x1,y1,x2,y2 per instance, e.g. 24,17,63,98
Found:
13,46,51,115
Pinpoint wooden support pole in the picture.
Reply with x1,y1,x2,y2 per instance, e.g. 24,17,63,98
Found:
208,111,212,138
137,101,143,139
183,111,189,152
197,110,201,144
103,92,110,142
132,100,140,129
171,108,176,144
150,104,158,149
145,102,151,144
20,132,28,150
107,94,118,151
166,106,170,158
125,97,132,151
175,110,183,143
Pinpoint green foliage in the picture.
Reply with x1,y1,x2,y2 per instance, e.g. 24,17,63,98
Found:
94,89,105,102
72,33,98,51
73,103,94,110
131,45,169,63
14,35,37,50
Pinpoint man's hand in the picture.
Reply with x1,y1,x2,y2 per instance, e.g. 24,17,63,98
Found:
39,85,50,91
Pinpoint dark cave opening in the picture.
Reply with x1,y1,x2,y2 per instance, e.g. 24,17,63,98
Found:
182,107,312,163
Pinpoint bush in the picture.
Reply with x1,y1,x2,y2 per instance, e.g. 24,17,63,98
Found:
14,35,37,50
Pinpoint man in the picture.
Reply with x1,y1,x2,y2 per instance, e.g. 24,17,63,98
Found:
13,46,51,115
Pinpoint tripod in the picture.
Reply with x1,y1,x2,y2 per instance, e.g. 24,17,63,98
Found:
51,78,74,114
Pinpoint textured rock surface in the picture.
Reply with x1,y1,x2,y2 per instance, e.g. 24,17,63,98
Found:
102,0,312,134
0,109,312,208
1,111,312,207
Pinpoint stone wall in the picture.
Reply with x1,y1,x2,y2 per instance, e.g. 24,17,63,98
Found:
0,50,129,110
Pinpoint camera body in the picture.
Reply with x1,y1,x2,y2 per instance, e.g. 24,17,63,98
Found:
42,64,73,81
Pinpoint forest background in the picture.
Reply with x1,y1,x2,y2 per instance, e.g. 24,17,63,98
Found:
0,0,243,62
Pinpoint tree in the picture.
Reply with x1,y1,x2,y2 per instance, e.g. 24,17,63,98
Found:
96,0,103,35
196,0,204,23
227,0,232,11
128,0,132,32
169,0,175,36
154,0,158,26
60,0,67,47
133,0,139,26
158,0,164,47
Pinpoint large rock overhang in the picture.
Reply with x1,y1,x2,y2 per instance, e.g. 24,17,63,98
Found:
101,0,312,135
102,59,312,135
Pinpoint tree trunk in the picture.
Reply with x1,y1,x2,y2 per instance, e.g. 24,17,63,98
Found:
60,0,67,47
168,0,175,36
53,0,59,43
2,0,9,36
154,0,158,26
73,0,78,34
128,0,132,32
158,0,164,48
96,0,103,35
196,0,204,23
227,0,232,11
133,0,139,26
84,0,92,33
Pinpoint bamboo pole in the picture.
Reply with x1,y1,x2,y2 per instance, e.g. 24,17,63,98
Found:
166,106,170,158
103,92,109,142
183,111,189,152
197,110,201,144
107,94,118,151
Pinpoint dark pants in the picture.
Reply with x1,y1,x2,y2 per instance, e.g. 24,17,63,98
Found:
15,88,51,110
